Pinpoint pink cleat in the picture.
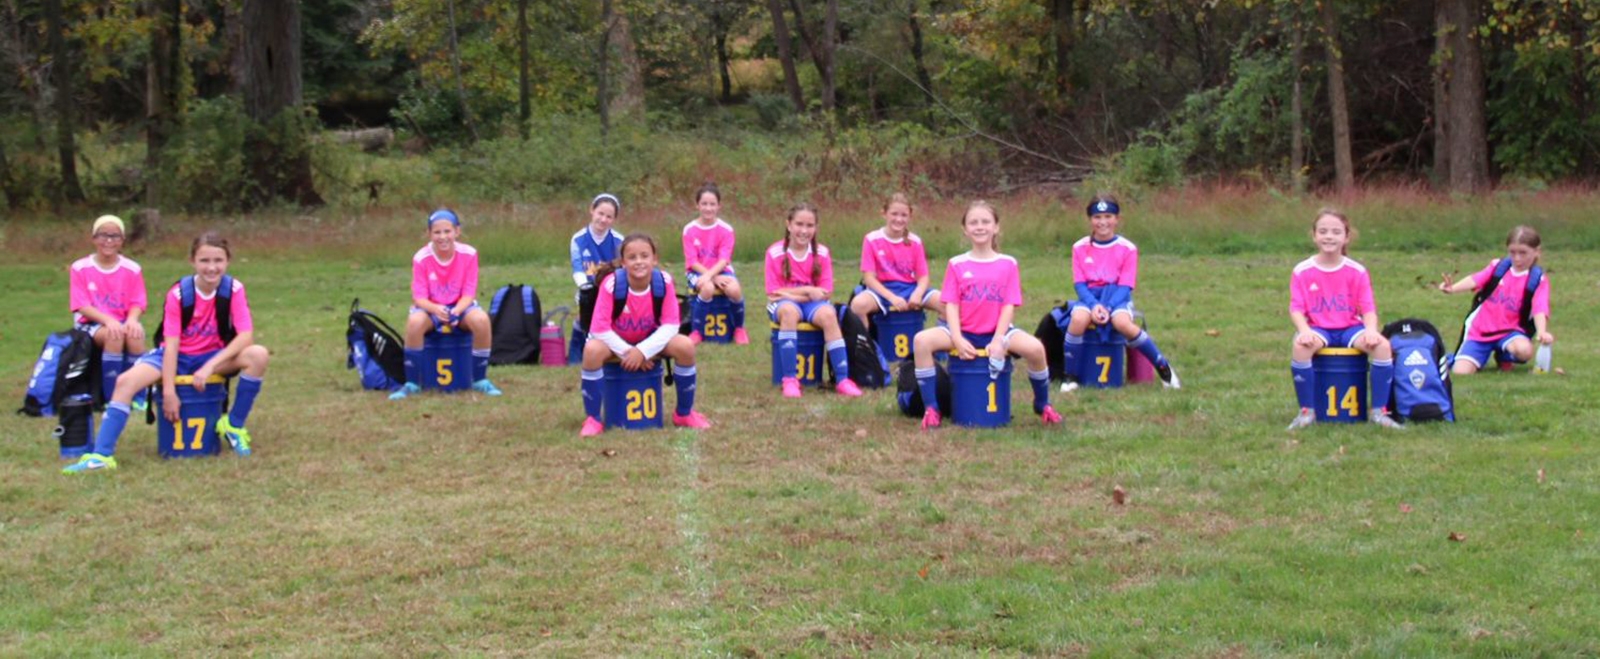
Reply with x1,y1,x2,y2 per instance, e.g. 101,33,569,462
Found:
688,331,704,345
781,377,803,398
579,416,605,437
1039,405,1063,425
835,378,864,397
673,410,712,429
920,408,942,430
732,328,750,345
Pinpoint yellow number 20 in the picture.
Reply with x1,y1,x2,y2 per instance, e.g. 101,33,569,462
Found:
625,389,658,420
436,359,453,386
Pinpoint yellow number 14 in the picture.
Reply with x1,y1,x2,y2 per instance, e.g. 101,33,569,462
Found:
1325,386,1360,418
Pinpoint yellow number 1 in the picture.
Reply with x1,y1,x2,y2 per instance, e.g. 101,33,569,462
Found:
985,381,998,412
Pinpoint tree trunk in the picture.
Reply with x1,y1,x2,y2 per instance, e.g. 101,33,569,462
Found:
1051,0,1073,95
241,0,322,207
1440,0,1489,192
1290,16,1305,194
146,0,182,207
1431,0,1450,185
712,5,733,103
597,0,612,134
787,0,836,111
43,0,84,202
517,0,530,140
609,12,645,120
0,138,18,209
444,0,479,142
906,0,933,99
1567,2,1593,176
1321,0,1354,192
765,0,804,112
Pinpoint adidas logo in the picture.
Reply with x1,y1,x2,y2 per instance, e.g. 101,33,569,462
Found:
87,282,97,290
693,239,702,246
1085,257,1094,264
582,249,591,257
963,271,974,278
1404,349,1429,367
1293,374,1306,382
429,272,438,280
1308,283,1319,291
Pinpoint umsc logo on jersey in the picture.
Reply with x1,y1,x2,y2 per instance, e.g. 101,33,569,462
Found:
960,282,1007,303
1305,294,1356,315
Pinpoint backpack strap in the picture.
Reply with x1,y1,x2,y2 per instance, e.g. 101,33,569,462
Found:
489,285,510,316
611,272,630,322
522,285,536,315
1518,265,1543,335
216,275,235,344
1458,257,1513,351
650,269,667,324
179,275,197,331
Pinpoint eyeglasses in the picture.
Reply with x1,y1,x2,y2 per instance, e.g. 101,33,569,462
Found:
93,233,125,241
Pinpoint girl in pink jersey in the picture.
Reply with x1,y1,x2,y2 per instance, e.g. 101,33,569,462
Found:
766,203,864,398
1437,225,1553,374
578,234,711,436
683,182,749,344
70,215,149,403
63,233,272,473
390,209,501,400
847,193,943,329
1287,209,1400,430
910,201,1061,429
1060,195,1180,391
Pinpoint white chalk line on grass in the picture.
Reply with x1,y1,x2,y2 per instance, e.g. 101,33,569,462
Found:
671,430,716,653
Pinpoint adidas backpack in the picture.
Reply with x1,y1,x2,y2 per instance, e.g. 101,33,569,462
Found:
489,283,543,365
895,360,952,417
1033,304,1072,381
838,305,890,388
346,299,407,391
19,328,101,416
1383,318,1454,422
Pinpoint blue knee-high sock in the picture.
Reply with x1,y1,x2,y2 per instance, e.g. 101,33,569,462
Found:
673,364,697,415
915,367,940,413
581,368,604,419
229,375,263,428
472,348,490,382
1370,358,1395,413
730,298,745,330
101,352,123,401
1291,360,1315,410
1029,368,1051,413
567,325,586,365
404,348,424,386
826,339,850,382
778,330,799,379
1129,331,1168,367
691,296,708,334
92,402,131,456
1063,332,1085,381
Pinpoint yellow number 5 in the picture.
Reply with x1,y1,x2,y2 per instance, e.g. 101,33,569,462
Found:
436,359,453,386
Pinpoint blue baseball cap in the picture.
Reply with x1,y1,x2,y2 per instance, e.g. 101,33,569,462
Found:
1087,200,1119,216
428,209,460,227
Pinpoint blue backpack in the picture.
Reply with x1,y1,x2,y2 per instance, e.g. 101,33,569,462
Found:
1383,318,1454,423
19,328,100,417
346,299,406,391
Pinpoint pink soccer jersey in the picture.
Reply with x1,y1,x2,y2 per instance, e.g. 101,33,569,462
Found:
589,271,682,345
1071,235,1139,289
411,243,480,307
859,229,929,284
162,278,253,354
69,255,147,324
682,219,736,277
941,253,1023,334
1289,256,1375,330
1466,258,1551,341
764,241,834,296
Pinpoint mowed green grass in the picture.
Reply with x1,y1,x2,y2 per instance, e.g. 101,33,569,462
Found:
2,223,1599,655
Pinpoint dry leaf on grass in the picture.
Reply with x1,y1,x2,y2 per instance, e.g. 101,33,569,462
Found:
1205,329,1221,337
1399,503,1413,513
1112,485,1128,506
600,449,617,458
1448,531,1467,542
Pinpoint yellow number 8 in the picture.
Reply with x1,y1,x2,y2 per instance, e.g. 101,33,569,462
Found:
894,333,910,358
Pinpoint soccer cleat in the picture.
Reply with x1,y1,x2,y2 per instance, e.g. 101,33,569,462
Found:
130,398,149,413
1156,361,1181,389
217,416,253,456
1370,409,1405,430
579,416,605,437
1039,405,1063,424
1286,408,1316,431
1498,359,1515,372
688,331,704,345
61,453,117,474
781,377,803,398
672,410,712,429
732,328,750,345
835,378,864,397
920,408,942,430
471,379,503,396
1059,378,1080,394
388,382,421,401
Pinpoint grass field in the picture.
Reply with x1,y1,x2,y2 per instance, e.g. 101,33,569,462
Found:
2,195,1598,655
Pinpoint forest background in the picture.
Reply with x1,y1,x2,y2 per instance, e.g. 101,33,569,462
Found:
1,0,1596,215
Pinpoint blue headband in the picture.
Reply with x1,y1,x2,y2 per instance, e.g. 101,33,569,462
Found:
428,209,460,227
1087,200,1119,216
591,193,620,211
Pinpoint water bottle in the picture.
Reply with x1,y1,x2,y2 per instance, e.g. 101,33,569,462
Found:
1534,344,1551,374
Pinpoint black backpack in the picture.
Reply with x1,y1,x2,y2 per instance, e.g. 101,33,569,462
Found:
1457,258,1544,351
347,299,408,389
838,305,890,388
895,360,952,417
18,328,101,416
1034,303,1071,381
488,283,542,365
1383,318,1455,423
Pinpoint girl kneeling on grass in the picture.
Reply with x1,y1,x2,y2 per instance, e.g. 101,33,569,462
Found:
910,201,1061,429
1286,208,1401,430
390,209,500,400
766,203,864,399
1437,225,1553,374
70,215,150,406
63,233,270,473
579,234,710,437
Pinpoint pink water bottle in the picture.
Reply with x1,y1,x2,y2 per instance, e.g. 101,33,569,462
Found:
1125,310,1156,384
541,308,570,366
